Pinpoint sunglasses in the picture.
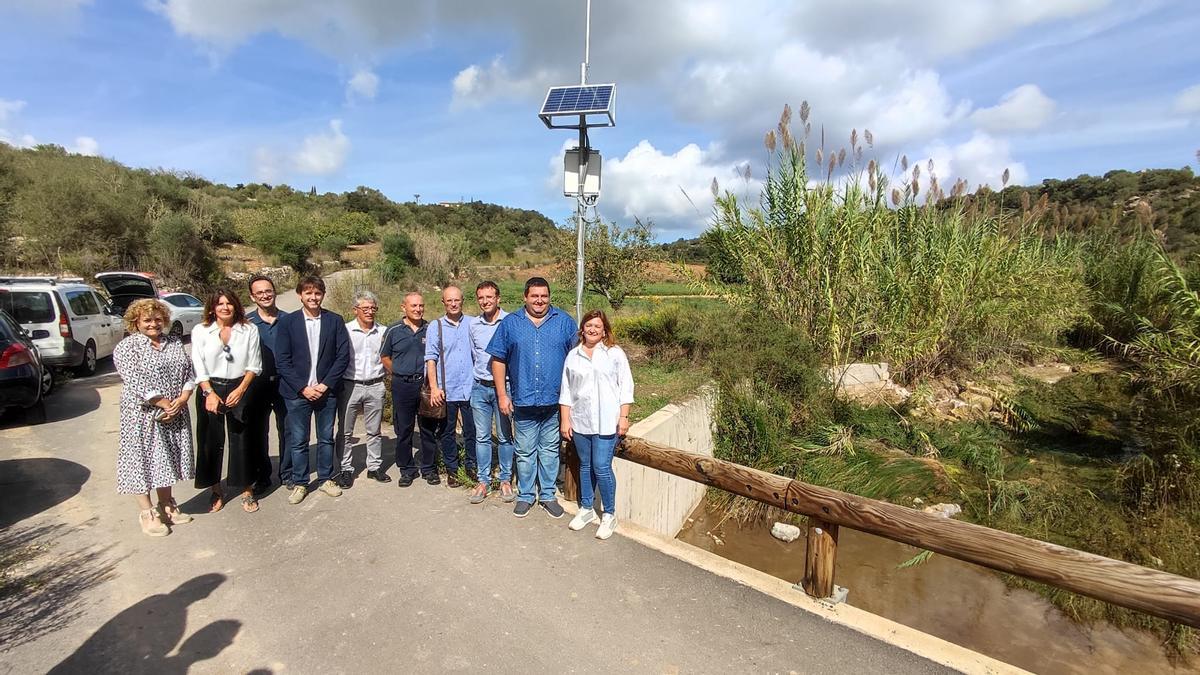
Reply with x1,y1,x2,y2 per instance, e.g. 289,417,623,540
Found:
221,344,234,362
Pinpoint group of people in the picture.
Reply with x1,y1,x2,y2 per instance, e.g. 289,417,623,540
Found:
113,274,635,542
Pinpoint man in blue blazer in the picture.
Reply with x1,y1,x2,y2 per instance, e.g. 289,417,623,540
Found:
275,275,350,505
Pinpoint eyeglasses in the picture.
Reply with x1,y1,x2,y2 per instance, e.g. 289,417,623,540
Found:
355,306,378,313
221,344,234,362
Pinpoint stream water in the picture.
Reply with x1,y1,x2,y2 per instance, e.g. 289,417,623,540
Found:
677,502,1192,674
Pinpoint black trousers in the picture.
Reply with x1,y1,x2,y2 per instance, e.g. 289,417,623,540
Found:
194,377,262,490
247,375,287,485
391,377,439,479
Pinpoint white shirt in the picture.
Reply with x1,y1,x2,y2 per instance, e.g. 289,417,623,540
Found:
559,343,634,436
304,313,322,386
345,320,384,381
190,321,263,382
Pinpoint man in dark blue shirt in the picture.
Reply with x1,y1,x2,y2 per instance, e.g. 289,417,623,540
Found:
381,292,440,487
486,277,577,518
246,274,288,493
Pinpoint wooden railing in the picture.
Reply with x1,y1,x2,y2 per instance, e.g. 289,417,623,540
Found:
606,437,1200,629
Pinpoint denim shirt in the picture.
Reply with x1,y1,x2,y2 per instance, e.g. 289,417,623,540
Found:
424,314,476,402
468,308,507,382
485,306,577,408
247,308,286,378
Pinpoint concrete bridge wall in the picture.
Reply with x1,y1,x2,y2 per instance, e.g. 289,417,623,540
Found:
614,390,714,538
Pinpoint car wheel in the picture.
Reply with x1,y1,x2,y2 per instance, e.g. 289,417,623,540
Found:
24,398,47,425
170,321,183,338
39,366,55,397
75,341,97,377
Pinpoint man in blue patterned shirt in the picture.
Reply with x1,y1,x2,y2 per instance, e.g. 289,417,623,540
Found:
486,277,578,518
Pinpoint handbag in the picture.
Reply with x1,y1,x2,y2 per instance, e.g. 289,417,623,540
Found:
418,319,447,419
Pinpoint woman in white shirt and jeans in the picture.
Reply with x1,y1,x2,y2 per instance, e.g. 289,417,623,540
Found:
559,310,634,540
191,288,263,513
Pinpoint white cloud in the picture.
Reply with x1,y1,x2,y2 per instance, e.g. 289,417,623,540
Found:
972,84,1057,132
590,140,760,235
1173,84,1200,116
920,132,1028,192
293,119,349,174
0,99,36,148
254,119,350,181
71,136,99,156
0,98,26,124
0,131,37,148
149,0,430,59
451,57,555,111
346,69,379,102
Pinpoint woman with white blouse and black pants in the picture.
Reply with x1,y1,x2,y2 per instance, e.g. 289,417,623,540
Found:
192,288,263,513
560,310,634,540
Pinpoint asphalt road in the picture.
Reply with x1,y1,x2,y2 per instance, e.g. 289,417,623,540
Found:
0,316,952,675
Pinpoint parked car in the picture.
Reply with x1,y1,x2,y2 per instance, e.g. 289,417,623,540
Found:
0,308,52,421
160,292,205,338
94,271,161,318
0,276,124,376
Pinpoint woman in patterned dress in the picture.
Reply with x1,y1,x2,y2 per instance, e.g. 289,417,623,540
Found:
113,298,197,537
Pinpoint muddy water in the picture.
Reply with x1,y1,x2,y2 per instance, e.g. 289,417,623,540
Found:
677,502,1192,675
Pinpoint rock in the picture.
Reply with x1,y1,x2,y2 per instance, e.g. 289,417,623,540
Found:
771,522,802,543
826,363,890,387
960,391,995,411
922,503,962,519
912,497,925,506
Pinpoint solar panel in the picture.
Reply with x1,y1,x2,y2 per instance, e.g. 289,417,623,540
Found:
541,84,614,115
538,84,616,128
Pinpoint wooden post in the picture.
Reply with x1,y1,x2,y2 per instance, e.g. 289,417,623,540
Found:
802,518,839,598
561,440,581,503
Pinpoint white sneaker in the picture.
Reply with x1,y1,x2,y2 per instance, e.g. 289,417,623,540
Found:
596,513,618,540
569,508,597,531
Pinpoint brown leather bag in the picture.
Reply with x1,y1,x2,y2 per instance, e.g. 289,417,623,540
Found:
418,319,447,419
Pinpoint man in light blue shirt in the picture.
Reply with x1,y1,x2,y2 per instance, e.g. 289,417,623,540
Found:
486,277,577,518
425,285,476,487
465,281,514,504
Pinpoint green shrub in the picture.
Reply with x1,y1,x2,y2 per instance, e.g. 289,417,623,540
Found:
375,231,417,283
147,212,219,286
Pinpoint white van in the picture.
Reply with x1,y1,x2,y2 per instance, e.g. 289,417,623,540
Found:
0,277,125,375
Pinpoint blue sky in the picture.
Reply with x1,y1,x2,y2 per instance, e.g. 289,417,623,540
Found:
1,0,1197,241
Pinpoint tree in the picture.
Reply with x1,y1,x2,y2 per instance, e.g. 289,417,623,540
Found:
559,217,656,310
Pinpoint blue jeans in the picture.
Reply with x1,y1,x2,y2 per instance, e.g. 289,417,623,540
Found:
284,395,337,485
512,405,560,503
470,383,515,484
439,399,476,474
574,433,618,515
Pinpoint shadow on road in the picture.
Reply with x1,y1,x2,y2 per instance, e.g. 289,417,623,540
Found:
48,573,241,674
0,458,91,528
0,522,120,650
0,362,114,430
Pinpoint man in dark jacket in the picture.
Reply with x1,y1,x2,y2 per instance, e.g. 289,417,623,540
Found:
275,275,349,505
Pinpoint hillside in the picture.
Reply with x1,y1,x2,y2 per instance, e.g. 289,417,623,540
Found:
0,142,558,287
983,167,1200,257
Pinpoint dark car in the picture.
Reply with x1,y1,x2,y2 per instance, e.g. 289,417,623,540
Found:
0,309,53,421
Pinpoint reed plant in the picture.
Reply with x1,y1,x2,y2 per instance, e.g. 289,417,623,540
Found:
703,105,1086,382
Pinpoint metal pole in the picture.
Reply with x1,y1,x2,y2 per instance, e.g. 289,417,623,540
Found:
575,142,586,321
575,0,591,321
582,0,591,84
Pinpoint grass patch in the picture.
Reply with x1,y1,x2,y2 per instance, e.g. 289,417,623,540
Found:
629,360,711,422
